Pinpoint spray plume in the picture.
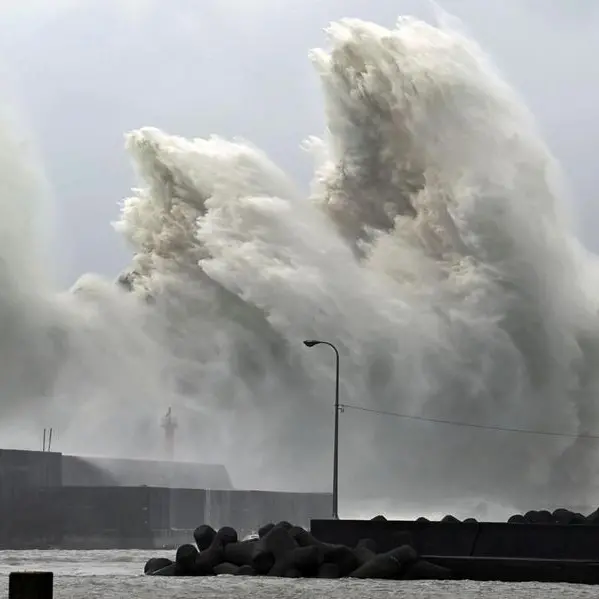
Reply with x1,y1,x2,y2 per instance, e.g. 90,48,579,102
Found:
1,15,599,515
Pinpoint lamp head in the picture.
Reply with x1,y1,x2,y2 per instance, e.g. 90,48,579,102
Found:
303,340,320,348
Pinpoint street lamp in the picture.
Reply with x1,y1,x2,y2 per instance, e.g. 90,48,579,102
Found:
303,339,340,520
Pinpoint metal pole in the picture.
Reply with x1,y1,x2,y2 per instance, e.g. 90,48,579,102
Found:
303,339,340,520
332,343,340,520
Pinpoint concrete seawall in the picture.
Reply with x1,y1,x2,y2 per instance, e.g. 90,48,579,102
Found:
1,486,332,549
310,519,599,560
61,455,234,489
0,448,331,549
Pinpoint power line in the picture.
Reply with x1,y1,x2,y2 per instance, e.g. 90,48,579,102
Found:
339,403,599,441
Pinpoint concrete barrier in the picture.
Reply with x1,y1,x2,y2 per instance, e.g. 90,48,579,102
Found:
61,455,233,489
425,556,599,584
310,519,599,560
1,485,331,549
0,448,331,549
9,572,53,599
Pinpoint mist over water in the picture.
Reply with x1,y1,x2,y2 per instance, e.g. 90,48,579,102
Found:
1,14,599,515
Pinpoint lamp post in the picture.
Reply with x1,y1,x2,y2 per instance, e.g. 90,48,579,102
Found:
303,339,340,520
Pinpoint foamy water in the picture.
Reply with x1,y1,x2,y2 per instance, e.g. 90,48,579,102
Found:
0,550,595,599
1,13,598,513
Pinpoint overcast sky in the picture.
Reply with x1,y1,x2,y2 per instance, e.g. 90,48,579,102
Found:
0,0,597,285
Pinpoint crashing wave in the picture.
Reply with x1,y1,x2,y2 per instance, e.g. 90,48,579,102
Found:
2,15,599,511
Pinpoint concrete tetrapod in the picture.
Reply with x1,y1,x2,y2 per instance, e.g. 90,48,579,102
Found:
144,521,454,580
505,507,593,525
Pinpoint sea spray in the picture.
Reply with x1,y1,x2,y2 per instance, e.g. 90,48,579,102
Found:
1,15,598,512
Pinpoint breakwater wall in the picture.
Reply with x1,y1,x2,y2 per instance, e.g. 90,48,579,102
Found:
0,449,62,489
61,455,234,489
0,448,331,549
1,486,332,549
310,519,599,560
0,448,234,490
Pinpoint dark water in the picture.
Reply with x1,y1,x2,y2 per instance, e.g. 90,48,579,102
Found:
0,550,596,598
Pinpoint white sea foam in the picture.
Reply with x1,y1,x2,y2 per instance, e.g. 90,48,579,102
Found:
1,15,598,512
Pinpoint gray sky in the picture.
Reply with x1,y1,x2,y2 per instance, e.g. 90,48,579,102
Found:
0,0,597,285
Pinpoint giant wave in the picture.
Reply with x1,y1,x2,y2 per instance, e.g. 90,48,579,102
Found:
1,15,598,515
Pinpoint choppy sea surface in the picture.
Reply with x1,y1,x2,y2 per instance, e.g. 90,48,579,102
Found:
0,550,595,598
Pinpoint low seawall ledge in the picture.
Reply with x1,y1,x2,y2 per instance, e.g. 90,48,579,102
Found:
309,518,599,560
